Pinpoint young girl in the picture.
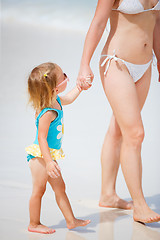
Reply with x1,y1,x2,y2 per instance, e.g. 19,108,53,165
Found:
25,62,91,234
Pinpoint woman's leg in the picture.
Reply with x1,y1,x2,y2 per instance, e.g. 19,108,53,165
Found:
101,60,160,223
99,63,152,210
99,115,132,209
28,157,55,234
48,171,90,229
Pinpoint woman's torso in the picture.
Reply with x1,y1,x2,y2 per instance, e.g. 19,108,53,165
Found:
102,0,159,63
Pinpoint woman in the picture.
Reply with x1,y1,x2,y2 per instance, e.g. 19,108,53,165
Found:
77,0,160,223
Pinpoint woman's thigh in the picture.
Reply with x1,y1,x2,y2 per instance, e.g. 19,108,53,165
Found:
108,64,152,134
100,60,152,136
135,64,151,110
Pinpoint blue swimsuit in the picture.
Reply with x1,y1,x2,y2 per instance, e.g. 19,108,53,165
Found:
25,95,65,161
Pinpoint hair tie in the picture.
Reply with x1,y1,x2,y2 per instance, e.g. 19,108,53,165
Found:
44,73,48,78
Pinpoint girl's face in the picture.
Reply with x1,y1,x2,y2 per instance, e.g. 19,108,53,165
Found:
55,66,69,94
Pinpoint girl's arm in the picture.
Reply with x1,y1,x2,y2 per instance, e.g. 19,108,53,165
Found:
59,86,81,106
77,0,115,89
38,111,61,178
153,12,160,81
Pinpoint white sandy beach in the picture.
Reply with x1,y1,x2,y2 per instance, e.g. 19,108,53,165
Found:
1,6,160,240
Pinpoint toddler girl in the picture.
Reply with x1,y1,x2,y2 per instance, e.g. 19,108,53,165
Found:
25,62,91,234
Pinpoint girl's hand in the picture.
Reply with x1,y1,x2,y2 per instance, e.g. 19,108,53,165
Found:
157,62,160,82
46,161,61,178
77,65,94,91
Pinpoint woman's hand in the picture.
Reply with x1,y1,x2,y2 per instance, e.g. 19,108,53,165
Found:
77,65,94,91
157,62,160,82
46,161,61,178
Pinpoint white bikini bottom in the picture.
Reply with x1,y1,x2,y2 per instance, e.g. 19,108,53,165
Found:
101,50,153,82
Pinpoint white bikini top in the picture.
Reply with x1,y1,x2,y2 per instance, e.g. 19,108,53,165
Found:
112,0,160,14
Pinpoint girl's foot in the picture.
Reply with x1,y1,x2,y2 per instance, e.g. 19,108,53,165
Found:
67,219,91,229
28,224,55,234
99,194,133,210
133,206,160,224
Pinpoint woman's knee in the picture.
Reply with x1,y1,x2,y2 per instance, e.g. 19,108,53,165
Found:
123,125,145,146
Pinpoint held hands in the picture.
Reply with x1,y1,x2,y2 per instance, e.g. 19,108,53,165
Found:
77,65,94,91
46,161,61,178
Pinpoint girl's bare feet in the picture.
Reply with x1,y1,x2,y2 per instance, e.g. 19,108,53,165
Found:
28,223,55,234
67,218,91,229
99,193,133,210
133,206,160,224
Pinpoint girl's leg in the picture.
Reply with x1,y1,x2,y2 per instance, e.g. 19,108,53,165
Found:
101,60,160,223
48,171,90,229
28,157,55,234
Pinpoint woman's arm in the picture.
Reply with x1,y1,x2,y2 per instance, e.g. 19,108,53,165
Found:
77,0,115,88
38,111,61,178
80,0,115,67
153,12,160,81
60,86,81,106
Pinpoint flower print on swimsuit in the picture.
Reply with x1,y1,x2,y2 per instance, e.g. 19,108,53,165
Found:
57,118,64,142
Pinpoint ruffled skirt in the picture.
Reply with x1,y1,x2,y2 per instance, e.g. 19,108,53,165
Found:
25,144,65,162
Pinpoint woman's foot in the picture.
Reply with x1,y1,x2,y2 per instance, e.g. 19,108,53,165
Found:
133,205,160,223
67,218,91,229
99,193,133,210
28,223,55,234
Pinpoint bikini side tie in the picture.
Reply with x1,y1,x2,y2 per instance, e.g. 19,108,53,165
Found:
101,50,119,75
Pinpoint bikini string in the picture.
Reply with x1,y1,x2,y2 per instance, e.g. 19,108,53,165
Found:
101,50,119,75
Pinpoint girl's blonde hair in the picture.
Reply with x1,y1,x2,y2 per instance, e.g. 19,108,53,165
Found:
28,62,58,110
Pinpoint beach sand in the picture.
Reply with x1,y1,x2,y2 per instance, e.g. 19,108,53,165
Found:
1,19,160,240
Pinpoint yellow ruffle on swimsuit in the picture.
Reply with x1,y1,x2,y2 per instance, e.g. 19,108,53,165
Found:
25,144,65,161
